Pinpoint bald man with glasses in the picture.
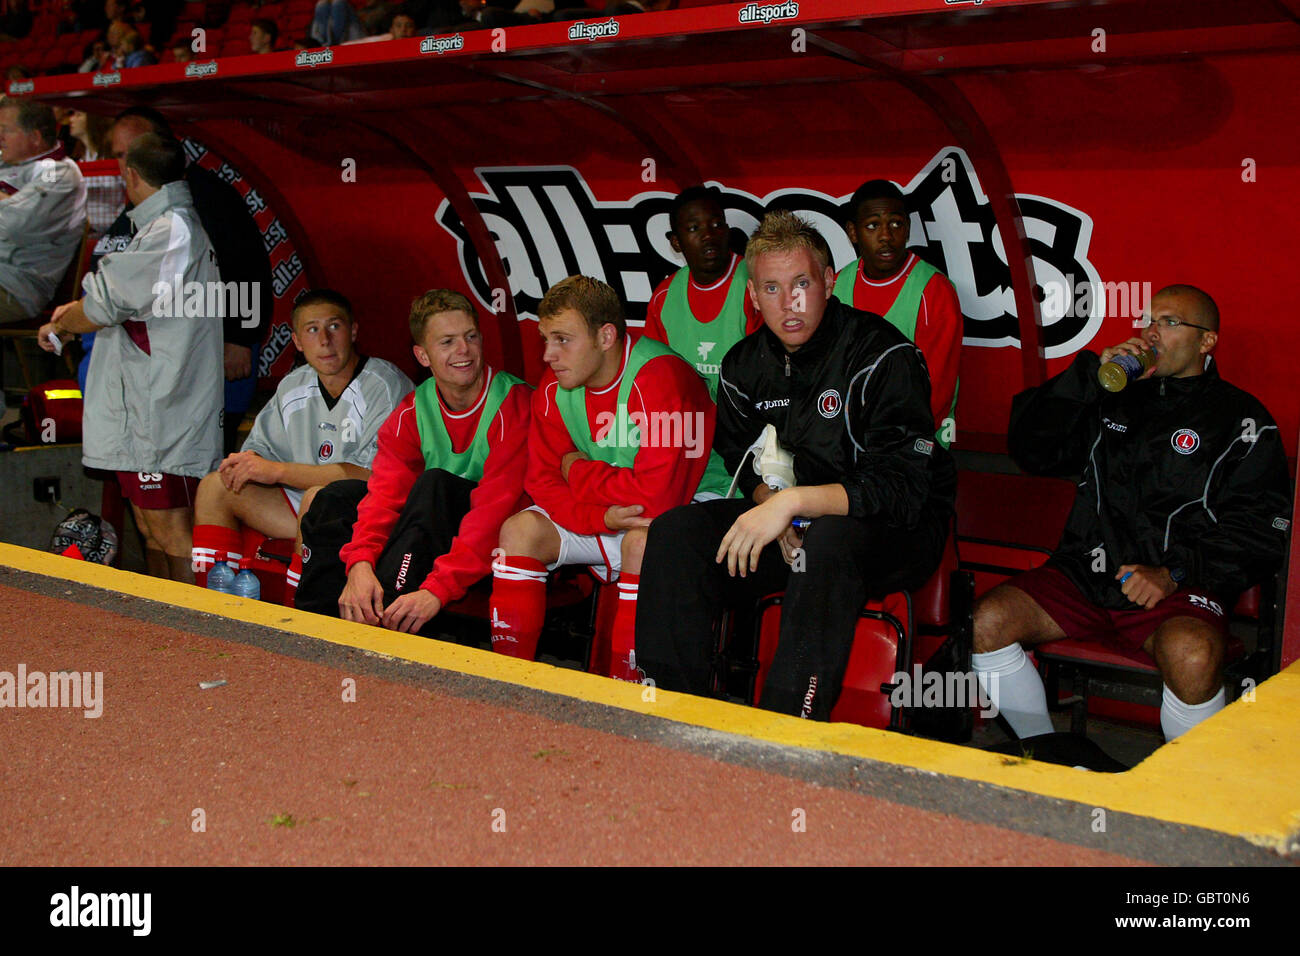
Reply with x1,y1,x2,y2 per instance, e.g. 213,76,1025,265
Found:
971,284,1292,744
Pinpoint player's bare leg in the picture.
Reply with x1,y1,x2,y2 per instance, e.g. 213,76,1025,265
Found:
295,485,324,555
971,584,1065,739
195,473,299,541
136,505,196,584
497,510,562,565
1144,615,1227,739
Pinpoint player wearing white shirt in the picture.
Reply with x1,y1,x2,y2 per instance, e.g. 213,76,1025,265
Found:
191,289,413,587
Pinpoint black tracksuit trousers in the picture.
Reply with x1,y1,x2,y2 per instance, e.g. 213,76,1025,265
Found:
296,469,477,620
636,498,946,720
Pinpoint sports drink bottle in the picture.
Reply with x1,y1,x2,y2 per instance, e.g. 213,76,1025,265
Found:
1098,347,1157,392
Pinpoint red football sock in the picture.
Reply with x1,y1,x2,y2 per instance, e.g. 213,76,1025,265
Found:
285,553,302,609
489,556,548,660
191,524,243,588
609,572,641,681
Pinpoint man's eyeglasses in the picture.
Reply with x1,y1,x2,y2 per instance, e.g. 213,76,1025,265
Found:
1140,316,1214,333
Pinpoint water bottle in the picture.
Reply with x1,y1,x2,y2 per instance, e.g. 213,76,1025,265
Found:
1098,347,1157,392
207,561,236,594
232,559,261,601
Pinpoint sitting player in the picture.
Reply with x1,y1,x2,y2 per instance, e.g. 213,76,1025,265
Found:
190,289,413,598
835,179,962,444
642,184,761,399
489,275,731,676
293,289,532,635
636,211,956,718
973,285,1291,741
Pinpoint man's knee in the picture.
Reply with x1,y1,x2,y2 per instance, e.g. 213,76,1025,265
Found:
1150,619,1224,698
498,510,559,562
299,485,324,518
194,472,231,521
621,527,647,575
973,584,1051,654
140,507,193,555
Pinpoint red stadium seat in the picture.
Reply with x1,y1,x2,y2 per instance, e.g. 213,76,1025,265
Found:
738,530,965,730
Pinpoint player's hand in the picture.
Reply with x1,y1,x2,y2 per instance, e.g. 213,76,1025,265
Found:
1116,563,1176,610
717,495,791,577
339,562,385,625
218,451,281,492
753,483,775,505
561,451,588,481
381,589,442,634
1099,338,1156,378
604,504,651,532
37,321,69,352
224,343,253,381
776,525,803,567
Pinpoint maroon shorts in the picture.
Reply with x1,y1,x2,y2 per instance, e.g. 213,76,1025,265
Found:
116,471,200,510
1008,564,1228,653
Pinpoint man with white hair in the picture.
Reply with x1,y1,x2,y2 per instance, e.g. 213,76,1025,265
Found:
0,97,87,325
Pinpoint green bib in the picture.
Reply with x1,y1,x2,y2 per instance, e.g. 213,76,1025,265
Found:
661,260,750,401
833,256,958,447
554,336,734,498
413,368,525,482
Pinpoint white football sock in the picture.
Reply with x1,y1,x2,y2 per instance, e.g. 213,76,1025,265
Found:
973,644,1055,739
1160,684,1225,741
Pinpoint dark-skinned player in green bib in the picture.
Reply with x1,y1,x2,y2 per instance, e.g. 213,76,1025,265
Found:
835,179,962,446
489,275,730,679
642,185,763,400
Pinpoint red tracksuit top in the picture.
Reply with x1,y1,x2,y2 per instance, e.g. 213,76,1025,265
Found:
844,252,962,430
528,336,717,536
642,253,763,344
339,368,532,605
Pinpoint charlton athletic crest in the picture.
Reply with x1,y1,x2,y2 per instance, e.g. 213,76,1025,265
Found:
818,389,842,418
1171,429,1200,455
318,440,334,460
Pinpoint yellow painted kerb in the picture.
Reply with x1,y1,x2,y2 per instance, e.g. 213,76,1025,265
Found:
4,542,1297,854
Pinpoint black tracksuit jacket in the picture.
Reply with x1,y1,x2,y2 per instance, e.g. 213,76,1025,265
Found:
1008,350,1292,609
716,296,956,535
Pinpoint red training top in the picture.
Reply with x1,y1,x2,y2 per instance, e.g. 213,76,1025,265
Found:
339,368,532,606
845,252,962,429
642,253,763,344
528,337,717,536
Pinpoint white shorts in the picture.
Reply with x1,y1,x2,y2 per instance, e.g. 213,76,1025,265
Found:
526,491,722,584
526,505,623,583
282,486,304,516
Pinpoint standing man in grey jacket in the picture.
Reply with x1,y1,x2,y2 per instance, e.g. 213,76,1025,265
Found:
40,134,222,584
0,97,87,325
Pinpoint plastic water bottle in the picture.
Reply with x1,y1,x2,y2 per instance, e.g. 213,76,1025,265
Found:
207,561,236,594
1098,347,1157,392
232,559,261,601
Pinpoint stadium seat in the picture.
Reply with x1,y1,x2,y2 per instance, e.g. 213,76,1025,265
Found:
741,530,965,730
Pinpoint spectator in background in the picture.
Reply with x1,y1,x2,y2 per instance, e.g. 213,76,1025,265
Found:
0,97,87,326
114,29,158,68
5,65,31,82
310,0,364,44
67,109,113,161
356,0,396,34
249,17,277,53
172,39,193,63
389,12,415,37
68,110,124,236
78,39,111,72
